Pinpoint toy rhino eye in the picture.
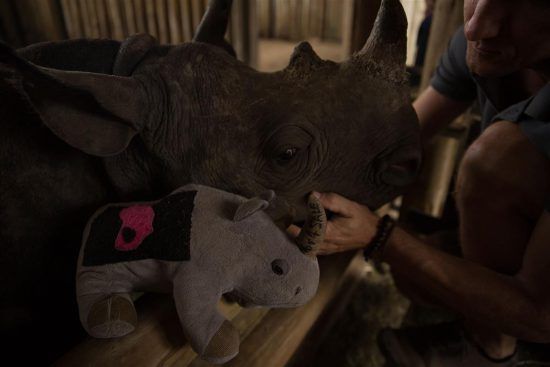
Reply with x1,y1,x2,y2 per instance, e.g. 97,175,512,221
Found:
271,259,289,275
276,147,298,164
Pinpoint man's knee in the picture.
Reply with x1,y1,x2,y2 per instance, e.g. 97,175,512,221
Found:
457,120,550,213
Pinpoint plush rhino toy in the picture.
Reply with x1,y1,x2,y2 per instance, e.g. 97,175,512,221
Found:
76,184,325,364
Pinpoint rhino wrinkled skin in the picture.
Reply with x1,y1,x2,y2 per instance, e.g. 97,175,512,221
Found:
0,0,420,362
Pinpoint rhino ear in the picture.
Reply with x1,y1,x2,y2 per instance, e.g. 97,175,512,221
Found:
233,197,270,222
258,190,276,203
1,42,142,157
114,34,158,76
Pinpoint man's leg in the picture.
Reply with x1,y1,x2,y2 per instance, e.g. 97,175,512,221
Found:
456,120,550,359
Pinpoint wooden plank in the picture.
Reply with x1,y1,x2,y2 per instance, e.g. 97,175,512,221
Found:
274,0,291,39
289,0,302,41
87,0,101,38
341,0,380,57
229,0,258,66
231,0,246,59
179,0,193,42
0,0,24,46
105,0,125,39
419,0,464,90
144,0,158,38
76,0,93,38
190,0,205,34
122,0,137,35
286,253,369,366
55,253,357,367
258,0,270,38
308,0,325,39
37,0,67,41
322,0,343,41
400,0,466,219
300,0,311,40
156,0,169,44
246,0,259,67
221,253,357,367
132,0,147,34
402,117,472,218
167,0,182,44
95,0,110,38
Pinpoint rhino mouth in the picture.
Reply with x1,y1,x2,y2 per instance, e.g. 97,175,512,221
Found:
223,290,255,307
223,290,304,308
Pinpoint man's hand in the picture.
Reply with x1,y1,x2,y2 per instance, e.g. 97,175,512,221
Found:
288,192,379,255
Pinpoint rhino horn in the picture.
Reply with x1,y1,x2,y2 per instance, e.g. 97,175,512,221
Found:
295,193,327,257
353,0,407,71
285,42,324,74
193,0,236,57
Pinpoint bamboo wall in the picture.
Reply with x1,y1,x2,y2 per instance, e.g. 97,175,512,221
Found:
0,0,258,65
257,0,343,42
0,0,427,67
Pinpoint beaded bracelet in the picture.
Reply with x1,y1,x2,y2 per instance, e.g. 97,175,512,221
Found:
363,214,396,261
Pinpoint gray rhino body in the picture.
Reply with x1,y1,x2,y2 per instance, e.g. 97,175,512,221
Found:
0,0,420,362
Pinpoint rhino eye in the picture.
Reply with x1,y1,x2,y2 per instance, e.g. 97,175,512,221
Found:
276,147,299,164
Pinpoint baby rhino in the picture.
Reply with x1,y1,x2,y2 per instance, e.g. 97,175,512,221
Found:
76,184,325,364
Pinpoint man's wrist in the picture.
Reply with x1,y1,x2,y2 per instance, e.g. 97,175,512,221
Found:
363,214,396,261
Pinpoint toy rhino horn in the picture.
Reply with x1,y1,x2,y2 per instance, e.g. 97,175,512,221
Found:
353,0,407,70
295,194,327,257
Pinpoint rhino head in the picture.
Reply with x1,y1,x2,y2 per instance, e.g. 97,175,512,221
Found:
1,0,420,219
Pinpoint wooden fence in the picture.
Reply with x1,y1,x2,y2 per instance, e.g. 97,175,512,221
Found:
257,0,343,42
0,0,258,65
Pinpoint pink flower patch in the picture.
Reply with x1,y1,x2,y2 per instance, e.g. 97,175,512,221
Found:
115,205,155,251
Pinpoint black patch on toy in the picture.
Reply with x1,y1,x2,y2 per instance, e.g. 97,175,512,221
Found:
83,191,196,266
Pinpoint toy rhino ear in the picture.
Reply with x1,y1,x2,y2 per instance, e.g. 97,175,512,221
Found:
1,42,143,157
233,192,274,222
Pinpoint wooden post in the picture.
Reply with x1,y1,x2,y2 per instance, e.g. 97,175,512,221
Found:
420,0,464,90
133,0,148,34
0,0,24,46
341,0,381,58
229,0,258,67
403,0,468,218
167,0,182,44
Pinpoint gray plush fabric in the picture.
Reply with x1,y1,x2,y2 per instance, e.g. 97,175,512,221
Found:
76,184,319,363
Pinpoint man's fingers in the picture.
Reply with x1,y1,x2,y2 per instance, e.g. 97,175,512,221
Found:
315,192,355,218
317,241,346,256
286,224,301,238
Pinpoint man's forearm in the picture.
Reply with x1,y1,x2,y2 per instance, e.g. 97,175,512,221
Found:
413,86,471,143
381,227,550,342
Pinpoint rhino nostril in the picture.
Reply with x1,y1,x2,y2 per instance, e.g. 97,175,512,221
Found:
295,286,302,295
271,259,289,275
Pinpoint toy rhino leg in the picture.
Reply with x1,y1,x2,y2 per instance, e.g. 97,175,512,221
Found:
173,270,239,364
202,320,240,364
78,292,137,338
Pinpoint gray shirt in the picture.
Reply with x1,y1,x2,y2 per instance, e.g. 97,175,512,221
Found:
431,26,550,212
